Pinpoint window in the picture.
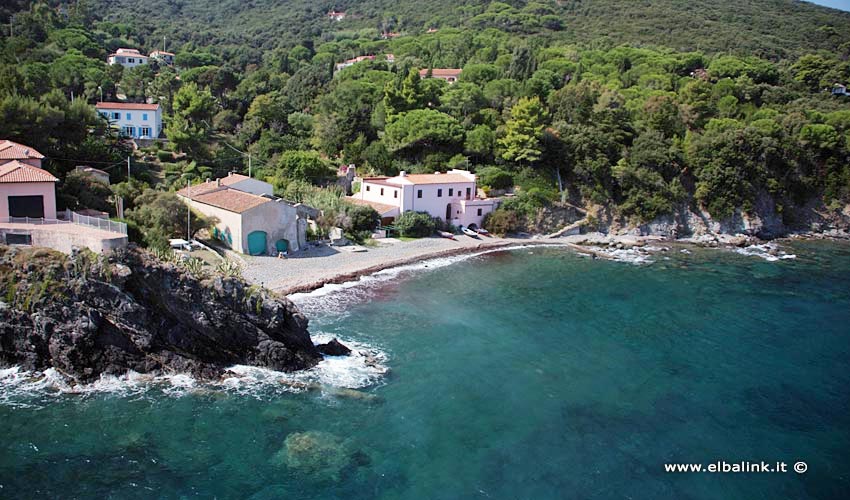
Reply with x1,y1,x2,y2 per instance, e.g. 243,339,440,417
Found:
128,58,135,63
380,188,384,196
449,188,453,196
477,208,482,216
112,112,120,120
466,187,471,199
140,127,151,137
437,189,442,197
417,190,422,198
122,126,134,136
366,185,370,191
142,113,148,121
394,190,398,198
126,112,132,120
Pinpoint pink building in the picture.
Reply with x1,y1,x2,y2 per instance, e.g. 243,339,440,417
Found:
349,169,498,228
0,141,57,219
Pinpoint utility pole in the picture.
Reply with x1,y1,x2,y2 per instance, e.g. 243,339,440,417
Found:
248,153,252,178
127,156,131,179
186,179,191,241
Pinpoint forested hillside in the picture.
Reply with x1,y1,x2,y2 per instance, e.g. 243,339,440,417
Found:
1,0,849,244
83,0,850,64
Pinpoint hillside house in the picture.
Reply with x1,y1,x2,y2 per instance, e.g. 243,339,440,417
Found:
328,10,346,21
75,166,110,185
107,48,149,68
348,169,498,227
419,68,462,84
150,50,175,66
0,139,45,169
832,83,848,96
176,174,310,255
96,102,162,139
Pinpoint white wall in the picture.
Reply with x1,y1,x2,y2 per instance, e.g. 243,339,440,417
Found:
99,107,162,139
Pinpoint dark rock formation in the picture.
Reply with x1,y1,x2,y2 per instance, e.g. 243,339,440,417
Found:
316,338,352,356
0,245,322,382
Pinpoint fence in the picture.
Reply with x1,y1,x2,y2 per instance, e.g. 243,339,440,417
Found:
1,212,127,235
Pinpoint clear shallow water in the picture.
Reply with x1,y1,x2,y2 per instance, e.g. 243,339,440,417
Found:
1,242,849,499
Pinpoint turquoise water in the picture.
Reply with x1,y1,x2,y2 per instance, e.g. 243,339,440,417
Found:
1,242,849,499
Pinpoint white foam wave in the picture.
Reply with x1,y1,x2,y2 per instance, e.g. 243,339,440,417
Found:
0,335,388,405
586,246,656,265
735,243,796,262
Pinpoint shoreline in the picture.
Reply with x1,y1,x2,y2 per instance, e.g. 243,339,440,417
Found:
246,230,849,298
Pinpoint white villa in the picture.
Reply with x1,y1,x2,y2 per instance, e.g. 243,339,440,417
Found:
150,50,175,66
107,48,149,68
348,169,498,227
176,173,311,256
96,102,162,139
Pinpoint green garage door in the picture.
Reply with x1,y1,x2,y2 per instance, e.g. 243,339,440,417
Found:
275,239,289,253
246,230,267,255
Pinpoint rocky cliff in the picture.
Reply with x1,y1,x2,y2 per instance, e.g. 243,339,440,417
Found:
0,245,322,383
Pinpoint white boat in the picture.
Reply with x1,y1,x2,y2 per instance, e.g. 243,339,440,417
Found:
438,231,456,240
462,227,479,238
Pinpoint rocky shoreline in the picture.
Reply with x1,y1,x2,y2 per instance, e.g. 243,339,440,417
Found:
0,245,324,383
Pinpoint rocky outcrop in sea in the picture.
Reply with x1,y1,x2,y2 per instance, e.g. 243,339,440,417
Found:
0,245,323,383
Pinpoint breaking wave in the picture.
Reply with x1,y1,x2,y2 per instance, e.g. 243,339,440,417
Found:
735,243,797,262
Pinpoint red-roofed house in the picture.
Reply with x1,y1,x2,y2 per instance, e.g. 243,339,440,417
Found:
96,102,162,139
0,140,45,168
349,169,498,227
419,68,462,84
0,156,59,219
176,174,310,255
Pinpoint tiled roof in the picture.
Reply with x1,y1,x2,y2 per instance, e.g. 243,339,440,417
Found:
193,189,270,213
150,50,175,56
219,173,251,186
345,197,399,215
96,102,160,110
0,161,58,183
178,183,270,214
419,68,462,78
0,140,44,160
401,173,472,184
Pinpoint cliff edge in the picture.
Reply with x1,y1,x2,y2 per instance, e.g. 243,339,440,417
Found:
0,245,322,383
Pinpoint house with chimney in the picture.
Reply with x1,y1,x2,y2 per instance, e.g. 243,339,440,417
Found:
348,169,498,227
176,173,313,256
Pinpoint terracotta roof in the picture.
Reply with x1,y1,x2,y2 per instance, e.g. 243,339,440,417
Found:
345,197,399,215
419,68,462,78
150,50,175,56
400,173,473,184
0,140,44,160
178,184,270,214
0,161,58,183
219,173,252,186
96,102,160,110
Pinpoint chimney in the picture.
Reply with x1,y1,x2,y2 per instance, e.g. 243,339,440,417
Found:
399,171,407,177
216,179,221,187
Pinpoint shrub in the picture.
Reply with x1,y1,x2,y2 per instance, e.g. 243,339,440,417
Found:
476,166,514,190
157,150,174,162
345,204,380,232
395,211,437,238
483,209,519,236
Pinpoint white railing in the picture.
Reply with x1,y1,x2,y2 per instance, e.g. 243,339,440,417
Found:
0,212,127,235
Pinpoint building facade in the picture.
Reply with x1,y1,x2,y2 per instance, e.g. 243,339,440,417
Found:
176,176,309,255
150,50,175,66
419,68,462,84
350,169,498,228
0,141,57,220
107,48,149,68
96,102,162,139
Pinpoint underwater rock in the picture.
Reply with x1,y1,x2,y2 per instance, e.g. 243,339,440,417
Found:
274,431,353,482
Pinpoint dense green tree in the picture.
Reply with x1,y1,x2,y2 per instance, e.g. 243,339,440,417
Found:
499,96,547,164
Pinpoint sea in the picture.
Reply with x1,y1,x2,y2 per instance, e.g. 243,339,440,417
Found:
1,240,848,499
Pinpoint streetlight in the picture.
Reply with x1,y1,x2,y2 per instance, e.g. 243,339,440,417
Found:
97,86,103,102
